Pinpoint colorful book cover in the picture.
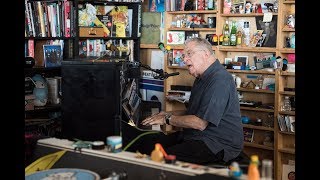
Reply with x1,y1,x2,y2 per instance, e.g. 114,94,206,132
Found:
43,45,63,67
167,31,185,45
149,0,165,12
110,6,129,37
172,49,184,66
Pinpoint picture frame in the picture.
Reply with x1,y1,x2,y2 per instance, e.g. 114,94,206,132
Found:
234,56,249,66
224,57,233,65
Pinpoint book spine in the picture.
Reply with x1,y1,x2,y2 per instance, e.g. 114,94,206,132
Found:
25,0,33,37
28,39,34,58
64,0,71,37
37,1,46,37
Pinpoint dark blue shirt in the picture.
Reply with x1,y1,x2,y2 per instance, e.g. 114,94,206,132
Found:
183,60,243,162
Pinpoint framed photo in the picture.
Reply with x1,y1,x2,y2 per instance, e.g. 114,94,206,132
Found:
224,57,233,65
235,56,249,66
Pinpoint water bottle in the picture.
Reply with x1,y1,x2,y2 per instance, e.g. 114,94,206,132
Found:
281,96,291,111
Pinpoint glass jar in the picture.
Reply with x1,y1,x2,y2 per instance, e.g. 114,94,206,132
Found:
281,96,292,111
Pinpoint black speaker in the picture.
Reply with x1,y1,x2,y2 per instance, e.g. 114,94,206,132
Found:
61,61,123,141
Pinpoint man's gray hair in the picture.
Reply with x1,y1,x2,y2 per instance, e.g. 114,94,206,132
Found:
184,37,215,55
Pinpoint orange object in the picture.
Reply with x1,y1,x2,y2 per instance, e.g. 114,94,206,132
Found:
150,143,169,162
248,155,260,180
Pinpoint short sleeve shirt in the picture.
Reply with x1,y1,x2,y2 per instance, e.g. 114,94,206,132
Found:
183,60,243,162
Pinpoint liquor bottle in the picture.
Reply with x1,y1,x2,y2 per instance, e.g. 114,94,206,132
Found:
236,30,242,46
222,20,230,46
281,96,292,111
230,21,237,46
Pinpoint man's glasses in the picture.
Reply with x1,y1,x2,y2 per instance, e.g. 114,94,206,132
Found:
182,49,205,59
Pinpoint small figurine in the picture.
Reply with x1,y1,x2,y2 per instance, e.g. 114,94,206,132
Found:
229,161,243,179
32,74,48,107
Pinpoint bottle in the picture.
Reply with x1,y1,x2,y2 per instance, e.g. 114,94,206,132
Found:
208,0,215,10
236,30,242,46
248,155,260,180
230,21,237,46
281,96,292,111
261,159,273,180
222,20,230,46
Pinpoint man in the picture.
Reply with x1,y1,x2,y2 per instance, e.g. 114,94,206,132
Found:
141,37,243,165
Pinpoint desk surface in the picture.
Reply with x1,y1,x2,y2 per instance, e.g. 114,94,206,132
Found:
27,138,247,180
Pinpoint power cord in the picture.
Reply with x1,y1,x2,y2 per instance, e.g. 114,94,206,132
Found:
122,131,160,152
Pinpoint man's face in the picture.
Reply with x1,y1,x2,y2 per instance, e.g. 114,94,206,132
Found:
183,42,206,77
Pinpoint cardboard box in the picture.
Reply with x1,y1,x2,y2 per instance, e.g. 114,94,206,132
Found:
79,27,105,37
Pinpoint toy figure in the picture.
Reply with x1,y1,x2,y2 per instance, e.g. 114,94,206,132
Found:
32,74,48,107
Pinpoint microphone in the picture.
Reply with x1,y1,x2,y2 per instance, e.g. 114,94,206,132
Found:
154,72,180,80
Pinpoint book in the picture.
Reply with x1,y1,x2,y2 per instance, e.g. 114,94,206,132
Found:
166,31,185,45
43,45,63,67
149,0,165,12
172,49,184,66
140,12,162,44
110,6,129,37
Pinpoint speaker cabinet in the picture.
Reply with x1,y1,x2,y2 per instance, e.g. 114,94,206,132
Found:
61,61,122,141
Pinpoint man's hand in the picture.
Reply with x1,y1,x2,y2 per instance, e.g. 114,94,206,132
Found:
141,111,166,126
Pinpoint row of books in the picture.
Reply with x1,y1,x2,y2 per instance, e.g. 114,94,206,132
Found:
78,39,134,60
25,0,75,37
278,115,295,133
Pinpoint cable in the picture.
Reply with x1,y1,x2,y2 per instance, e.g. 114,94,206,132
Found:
122,131,160,152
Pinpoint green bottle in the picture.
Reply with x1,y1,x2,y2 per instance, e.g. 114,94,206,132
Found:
230,21,237,46
222,20,230,46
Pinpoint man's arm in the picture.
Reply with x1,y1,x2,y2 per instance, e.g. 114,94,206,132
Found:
141,111,208,131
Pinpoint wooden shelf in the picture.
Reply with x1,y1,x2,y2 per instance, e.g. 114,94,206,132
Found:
25,104,61,113
167,10,217,14
237,88,274,94
280,71,295,76
278,147,295,154
283,1,295,4
218,46,276,52
168,27,216,31
279,48,295,54
227,69,275,75
140,44,159,49
279,91,295,96
279,131,295,135
282,27,295,32
279,111,295,116
244,142,274,150
220,13,278,17
240,107,274,113
243,124,274,131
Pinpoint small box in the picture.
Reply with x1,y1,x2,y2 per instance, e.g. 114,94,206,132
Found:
25,94,35,111
79,27,105,37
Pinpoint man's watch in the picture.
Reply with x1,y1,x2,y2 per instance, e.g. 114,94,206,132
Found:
165,113,172,125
